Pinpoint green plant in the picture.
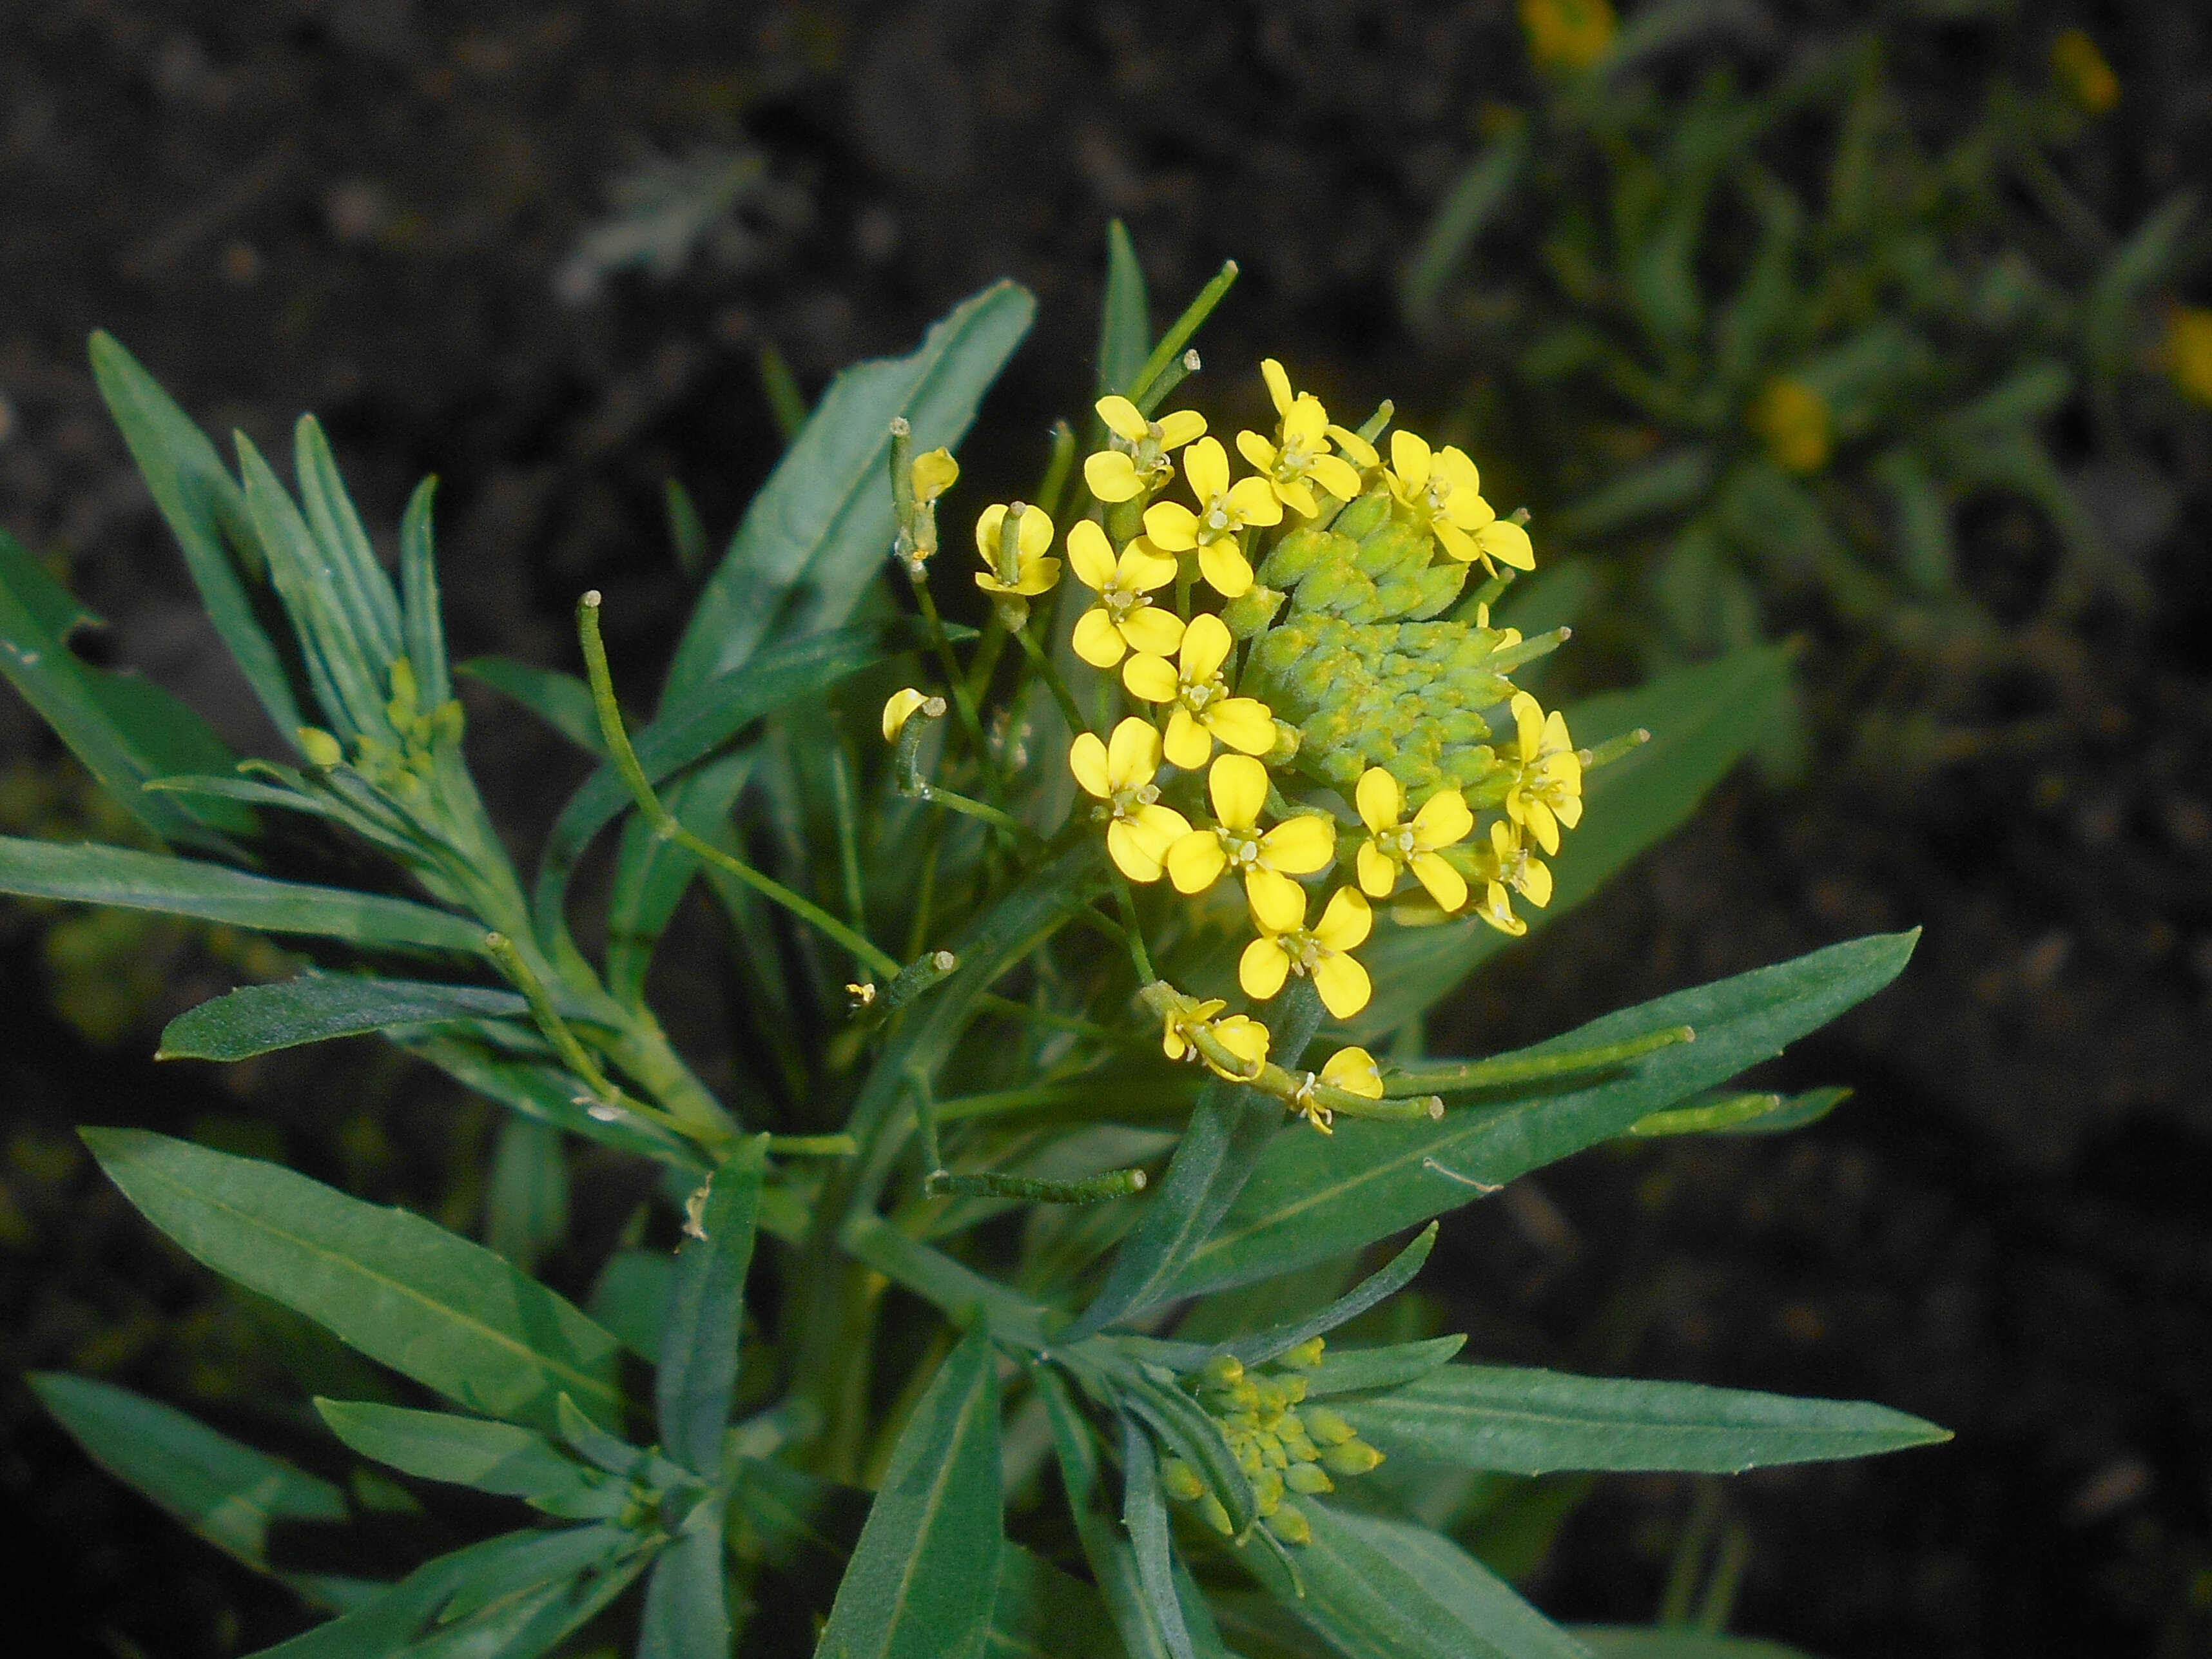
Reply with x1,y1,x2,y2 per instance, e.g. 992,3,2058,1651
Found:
10,237,1937,1658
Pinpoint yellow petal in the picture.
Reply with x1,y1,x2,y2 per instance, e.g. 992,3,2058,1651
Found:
1329,425,1380,469
1072,606,1127,667
1129,802,1193,858
1225,477,1284,526
911,448,959,502
1095,395,1149,442
1543,709,1573,757
1163,708,1214,771
1156,409,1207,449
1120,539,1179,591
1016,505,1055,558
1314,886,1373,951
1259,813,1335,875
1105,716,1160,788
1355,766,1401,833
1118,605,1185,658
1283,395,1328,447
1511,692,1545,760
1312,952,1372,1020
882,687,929,741
1479,519,1535,570
1390,430,1432,490
1244,867,1307,933
1356,839,1398,898
1410,851,1469,913
1213,1014,1270,1071
973,503,1007,561
1083,449,1144,503
1410,789,1473,849
1276,478,1320,518
1011,555,1060,596
1236,430,1279,473
1167,828,1228,894
1208,753,1269,831
1319,1045,1384,1099
1206,697,1276,757
1525,797,1560,857
1555,793,1584,831
1197,539,1254,599
1185,436,1230,502
1261,358,1294,415
1107,817,1167,882
1442,485,1495,532
1476,880,1526,938
1142,500,1199,552
1518,854,1554,907
1066,519,1117,590
1180,612,1233,681
1068,732,1111,799
1308,453,1363,501
1121,652,1180,703
1436,445,1482,498
1240,936,1292,1001
1432,519,1479,563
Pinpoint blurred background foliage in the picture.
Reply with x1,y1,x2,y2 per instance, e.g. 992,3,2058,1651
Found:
4,3,2212,1657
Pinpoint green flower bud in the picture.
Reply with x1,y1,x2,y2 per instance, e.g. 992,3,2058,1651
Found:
1320,1438,1385,1477
1404,561,1468,619
1268,1500,1312,1545
1304,1406,1356,1446
1201,1353,1245,1389
1281,1338,1325,1371
1161,1458,1206,1502
1285,1462,1335,1495
1253,1466,1283,1515
1330,489,1392,542
1259,527,1352,588
297,726,344,769
1353,523,1428,580
1200,1493,1234,1536
1222,583,1285,639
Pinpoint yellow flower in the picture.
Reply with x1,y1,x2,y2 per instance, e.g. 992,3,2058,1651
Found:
1386,432,1533,575
2166,307,2212,407
1750,377,1831,474
1320,1045,1383,1099
881,686,942,741
1069,718,1192,883
911,447,959,503
1470,863,1528,938
1161,997,1272,1080
1521,0,1615,73
1235,360,1367,517
1353,767,1474,911
1065,521,1184,668
2051,29,2119,116
1166,753,1337,916
1141,436,1282,598
1239,884,1373,1020
1504,692,1582,855
1123,614,1279,771
1484,817,1553,910
1085,397,1208,504
973,502,1060,597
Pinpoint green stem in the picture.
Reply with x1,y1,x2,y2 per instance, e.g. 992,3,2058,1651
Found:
828,739,866,931
1386,1025,1694,1096
918,782,1040,843
906,571,994,771
1111,871,1155,983
1130,260,1239,407
768,1134,859,1158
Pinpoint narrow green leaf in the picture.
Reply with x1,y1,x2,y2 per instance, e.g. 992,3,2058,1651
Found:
84,1129,622,1432
1403,127,1528,326
311,1399,603,1511
1299,1335,1468,1398
2086,191,2195,391
88,331,305,738
486,1118,569,1274
0,530,254,849
759,343,810,441
32,1372,345,1570
1121,1417,1197,1659
1334,1366,1948,1474
1223,1223,1437,1367
1169,931,1918,1297
1098,222,1152,400
398,477,450,707
159,976,526,1062
457,655,605,754
588,1248,676,1362
1256,1503,1587,1659
665,478,711,579
1038,1370,1175,1659
638,1515,732,1659
1571,1629,1814,1659
294,416,403,670
818,1321,1003,1659
402,1030,704,1169
1352,645,1791,1039
659,1136,768,1474
0,836,484,953
666,281,1034,699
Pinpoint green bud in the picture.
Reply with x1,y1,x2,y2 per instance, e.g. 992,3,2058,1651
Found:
1268,1500,1312,1545
1353,522,1427,579
1404,561,1468,619
1259,527,1350,588
1294,561,1373,618
387,656,420,726
1330,489,1392,542
1285,1462,1334,1495
1222,583,1285,639
1161,1458,1206,1502
1201,1352,1245,1387
296,727,344,770
1304,1406,1355,1446
1320,1438,1385,1477
1253,1466,1283,1514
1281,1337,1326,1370
1200,1493,1234,1537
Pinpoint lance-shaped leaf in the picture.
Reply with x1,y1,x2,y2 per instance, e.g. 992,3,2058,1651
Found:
32,1373,346,1570
639,1508,733,1659
1167,931,1917,1298
403,1029,703,1169
658,1135,768,1474
1297,1335,1466,1398
665,280,1034,699
1096,221,1151,400
1253,1502,1588,1659
1571,1630,1814,1659
1334,1366,1948,1475
1224,1223,1437,1368
1121,1416,1198,1659
84,1129,622,1433
399,476,449,708
817,1320,1003,1659
313,1399,611,1516
0,530,253,851
1353,645,1790,1040
1038,1370,1178,1659
0,837,484,954
159,976,529,1062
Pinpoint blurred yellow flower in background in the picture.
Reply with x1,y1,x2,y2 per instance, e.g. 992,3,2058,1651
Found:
1751,376,1832,474
2050,29,2119,116
2164,306,2212,407
1521,0,1616,73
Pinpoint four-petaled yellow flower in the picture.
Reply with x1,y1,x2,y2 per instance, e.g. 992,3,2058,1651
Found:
1236,360,1366,517
1142,436,1281,597
1504,692,1582,855
1484,816,1553,910
1066,521,1184,668
1353,766,1474,911
1386,432,1534,576
1162,997,1271,1080
1167,753,1336,917
1123,613,1278,771
973,503,1060,597
1239,884,1373,1020
1069,718,1192,884
1085,397,1208,503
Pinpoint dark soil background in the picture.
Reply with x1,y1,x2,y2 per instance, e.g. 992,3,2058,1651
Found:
3,3,2211,1656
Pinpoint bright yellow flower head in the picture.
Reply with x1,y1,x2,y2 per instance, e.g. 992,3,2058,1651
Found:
1239,883,1373,1020
1141,436,1283,598
1521,0,1616,73
1161,996,1272,1081
881,686,942,742
2051,29,2119,116
1386,432,1533,576
1751,377,1832,475
1121,613,1277,771
1069,718,1192,883
910,447,959,503
1353,767,1474,911
1234,360,1368,518
1066,521,1184,668
973,502,1060,597
2166,307,2212,407
1167,753,1337,917
1085,398,1208,504
1504,692,1582,855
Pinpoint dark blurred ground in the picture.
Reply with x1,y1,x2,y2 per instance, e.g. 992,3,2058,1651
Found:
2,3,2211,1656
